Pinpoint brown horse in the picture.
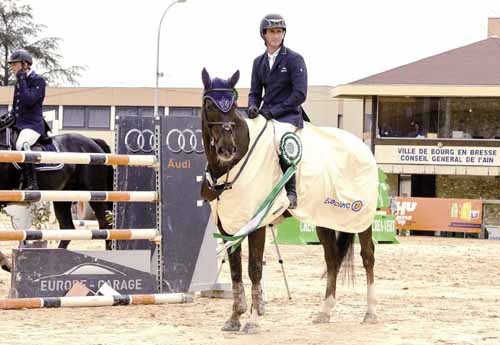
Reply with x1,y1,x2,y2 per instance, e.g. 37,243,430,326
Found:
200,69,377,333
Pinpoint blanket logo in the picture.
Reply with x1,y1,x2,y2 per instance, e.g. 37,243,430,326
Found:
324,198,363,212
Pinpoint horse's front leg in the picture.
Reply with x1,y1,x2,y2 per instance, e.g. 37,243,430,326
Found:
242,226,266,334
358,226,377,323
221,228,247,331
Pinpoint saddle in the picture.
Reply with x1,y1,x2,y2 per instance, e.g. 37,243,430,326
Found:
0,112,62,171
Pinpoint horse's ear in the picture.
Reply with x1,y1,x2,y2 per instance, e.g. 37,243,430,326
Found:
201,68,211,90
229,70,240,88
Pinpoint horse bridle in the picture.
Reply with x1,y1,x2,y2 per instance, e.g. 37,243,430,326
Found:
202,91,268,194
202,87,239,147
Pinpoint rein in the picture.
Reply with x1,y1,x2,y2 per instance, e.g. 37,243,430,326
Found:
205,119,268,193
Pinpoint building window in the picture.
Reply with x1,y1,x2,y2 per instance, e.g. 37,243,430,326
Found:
377,97,500,140
43,105,59,132
115,106,164,117
43,105,59,120
63,106,111,129
169,107,200,117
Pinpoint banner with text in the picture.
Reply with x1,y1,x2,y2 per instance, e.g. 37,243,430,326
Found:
393,197,482,233
376,145,499,166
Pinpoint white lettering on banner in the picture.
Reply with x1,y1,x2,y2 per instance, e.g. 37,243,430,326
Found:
376,145,500,167
39,279,143,292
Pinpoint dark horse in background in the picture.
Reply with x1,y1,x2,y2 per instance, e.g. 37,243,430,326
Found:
200,69,377,333
0,121,114,269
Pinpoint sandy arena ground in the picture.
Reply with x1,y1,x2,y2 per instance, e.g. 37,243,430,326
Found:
0,234,499,345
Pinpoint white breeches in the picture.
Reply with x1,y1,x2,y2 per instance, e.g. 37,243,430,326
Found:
16,128,40,151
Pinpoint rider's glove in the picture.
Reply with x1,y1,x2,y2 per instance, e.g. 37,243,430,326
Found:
248,105,259,119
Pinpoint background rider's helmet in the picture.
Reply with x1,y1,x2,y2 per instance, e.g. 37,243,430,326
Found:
259,13,287,39
8,49,33,66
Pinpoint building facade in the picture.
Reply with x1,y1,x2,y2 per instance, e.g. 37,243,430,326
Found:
0,85,338,152
333,18,500,231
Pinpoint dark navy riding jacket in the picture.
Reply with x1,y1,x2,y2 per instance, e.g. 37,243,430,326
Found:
248,46,308,128
12,71,46,135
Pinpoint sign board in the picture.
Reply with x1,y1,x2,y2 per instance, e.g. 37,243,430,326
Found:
114,116,159,276
11,249,155,298
393,197,482,232
375,145,500,167
160,116,217,293
372,214,399,243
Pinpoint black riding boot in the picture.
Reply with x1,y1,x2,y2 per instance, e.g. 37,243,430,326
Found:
279,159,297,209
22,164,39,190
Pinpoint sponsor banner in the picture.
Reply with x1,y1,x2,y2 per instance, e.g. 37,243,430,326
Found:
115,116,157,254
12,249,155,298
375,145,499,166
393,197,482,232
161,116,217,293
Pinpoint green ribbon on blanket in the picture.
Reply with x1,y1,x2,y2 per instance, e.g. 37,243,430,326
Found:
213,164,297,254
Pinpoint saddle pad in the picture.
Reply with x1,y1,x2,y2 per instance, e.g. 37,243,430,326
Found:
209,116,378,235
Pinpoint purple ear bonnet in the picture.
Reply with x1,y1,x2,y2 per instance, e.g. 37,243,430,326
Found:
203,78,236,113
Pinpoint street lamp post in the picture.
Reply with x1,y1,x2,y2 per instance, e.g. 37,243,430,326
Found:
154,0,187,118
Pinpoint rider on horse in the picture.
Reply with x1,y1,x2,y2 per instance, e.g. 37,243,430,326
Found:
248,13,309,209
8,49,47,190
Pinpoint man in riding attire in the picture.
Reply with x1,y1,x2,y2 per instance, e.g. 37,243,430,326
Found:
248,13,308,209
8,49,47,190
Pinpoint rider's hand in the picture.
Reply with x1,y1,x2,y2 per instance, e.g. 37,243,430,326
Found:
260,109,273,120
16,70,27,80
248,105,259,119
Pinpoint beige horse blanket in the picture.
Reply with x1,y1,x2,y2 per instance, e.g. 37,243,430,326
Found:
210,115,378,235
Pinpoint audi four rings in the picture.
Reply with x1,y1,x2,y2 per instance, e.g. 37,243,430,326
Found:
124,129,156,153
124,128,204,154
165,129,204,153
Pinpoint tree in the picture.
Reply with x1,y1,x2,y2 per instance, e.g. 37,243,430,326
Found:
0,0,85,86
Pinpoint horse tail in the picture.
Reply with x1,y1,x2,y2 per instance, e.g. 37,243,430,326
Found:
336,232,355,285
92,138,114,192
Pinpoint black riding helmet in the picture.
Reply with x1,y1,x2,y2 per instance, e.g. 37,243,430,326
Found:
260,13,286,39
8,49,33,65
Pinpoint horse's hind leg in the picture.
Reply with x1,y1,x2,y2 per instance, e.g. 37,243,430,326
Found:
358,226,377,323
90,202,112,250
53,202,75,249
242,226,266,334
313,227,338,323
221,227,247,332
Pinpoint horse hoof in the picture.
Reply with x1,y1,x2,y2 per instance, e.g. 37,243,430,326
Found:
221,320,241,332
242,322,260,334
362,312,378,324
312,312,330,324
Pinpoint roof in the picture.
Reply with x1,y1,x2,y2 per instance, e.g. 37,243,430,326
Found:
350,37,500,86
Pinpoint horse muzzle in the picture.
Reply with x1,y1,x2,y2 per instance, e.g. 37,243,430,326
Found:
217,145,237,162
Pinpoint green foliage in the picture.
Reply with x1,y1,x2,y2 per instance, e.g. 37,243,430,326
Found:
0,0,86,86
29,201,51,230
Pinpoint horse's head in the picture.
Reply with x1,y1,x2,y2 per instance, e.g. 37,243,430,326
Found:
201,68,248,167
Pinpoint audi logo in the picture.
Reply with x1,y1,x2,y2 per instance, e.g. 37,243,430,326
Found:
165,128,204,154
124,129,156,153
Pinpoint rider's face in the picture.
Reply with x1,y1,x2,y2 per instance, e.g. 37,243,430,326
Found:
9,62,24,75
264,28,284,52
